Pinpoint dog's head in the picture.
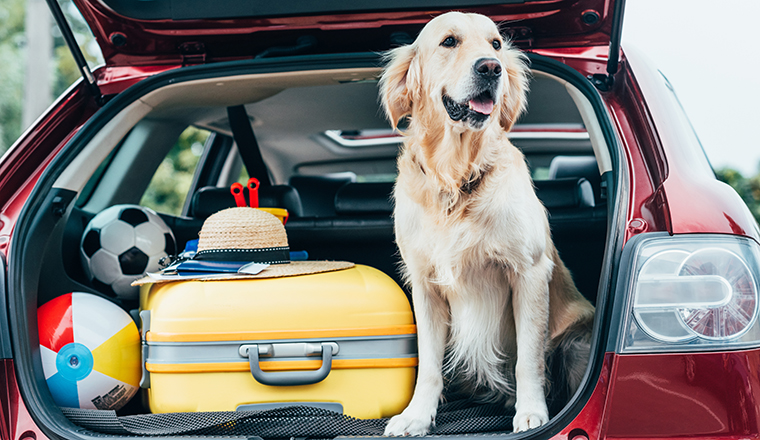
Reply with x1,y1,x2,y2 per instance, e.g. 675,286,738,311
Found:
380,12,529,133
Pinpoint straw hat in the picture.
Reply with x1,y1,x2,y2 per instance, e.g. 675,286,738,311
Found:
134,207,353,284
196,207,291,263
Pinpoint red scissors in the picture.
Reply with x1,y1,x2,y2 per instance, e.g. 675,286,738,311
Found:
230,177,260,208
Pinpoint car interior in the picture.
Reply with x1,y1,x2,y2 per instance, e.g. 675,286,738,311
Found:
27,65,613,429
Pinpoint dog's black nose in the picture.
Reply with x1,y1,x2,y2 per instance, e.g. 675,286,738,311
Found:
474,58,502,78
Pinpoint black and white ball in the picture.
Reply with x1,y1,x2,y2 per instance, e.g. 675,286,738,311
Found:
80,205,176,300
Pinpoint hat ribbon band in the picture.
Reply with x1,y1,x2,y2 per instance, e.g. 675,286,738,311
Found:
194,246,290,264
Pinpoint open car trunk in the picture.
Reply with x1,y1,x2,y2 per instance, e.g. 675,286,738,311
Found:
8,50,620,439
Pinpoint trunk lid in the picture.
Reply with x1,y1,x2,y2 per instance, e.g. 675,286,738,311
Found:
56,0,625,67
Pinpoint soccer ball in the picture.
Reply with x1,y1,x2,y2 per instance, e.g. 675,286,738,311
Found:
80,205,176,300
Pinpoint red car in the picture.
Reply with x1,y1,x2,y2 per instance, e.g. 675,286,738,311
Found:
3,0,760,439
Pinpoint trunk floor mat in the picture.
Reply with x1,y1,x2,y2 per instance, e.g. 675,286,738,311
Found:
61,400,516,438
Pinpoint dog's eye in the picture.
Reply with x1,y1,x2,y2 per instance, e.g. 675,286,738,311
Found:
441,36,458,48
492,39,502,50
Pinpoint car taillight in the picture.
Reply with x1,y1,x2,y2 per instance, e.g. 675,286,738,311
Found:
619,234,760,353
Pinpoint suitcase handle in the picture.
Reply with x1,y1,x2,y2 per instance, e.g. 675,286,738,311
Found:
244,343,334,386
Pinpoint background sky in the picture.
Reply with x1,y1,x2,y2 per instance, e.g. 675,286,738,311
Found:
623,1,760,176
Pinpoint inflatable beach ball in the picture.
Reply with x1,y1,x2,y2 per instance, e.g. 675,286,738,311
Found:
38,292,141,410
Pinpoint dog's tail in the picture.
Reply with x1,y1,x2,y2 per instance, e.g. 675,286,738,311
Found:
546,316,593,416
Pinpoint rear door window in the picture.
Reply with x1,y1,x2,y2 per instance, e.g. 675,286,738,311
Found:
140,126,211,215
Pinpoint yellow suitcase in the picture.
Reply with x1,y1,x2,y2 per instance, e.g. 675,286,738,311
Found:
138,264,416,419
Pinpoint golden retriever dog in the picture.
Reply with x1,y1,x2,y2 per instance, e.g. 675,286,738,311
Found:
379,12,595,436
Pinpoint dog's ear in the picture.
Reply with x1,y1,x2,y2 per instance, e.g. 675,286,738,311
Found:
498,44,530,132
379,44,420,129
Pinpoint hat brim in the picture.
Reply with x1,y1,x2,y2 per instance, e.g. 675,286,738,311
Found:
132,260,354,286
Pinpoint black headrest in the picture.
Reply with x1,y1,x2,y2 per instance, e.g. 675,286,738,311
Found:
334,182,394,215
548,156,598,180
548,155,602,201
289,174,356,217
189,185,303,219
535,178,595,209
332,179,591,215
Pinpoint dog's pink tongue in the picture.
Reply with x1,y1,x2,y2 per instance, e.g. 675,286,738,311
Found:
469,98,494,115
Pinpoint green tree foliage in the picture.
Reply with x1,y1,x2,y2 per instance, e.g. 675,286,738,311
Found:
715,167,760,222
0,0,25,154
51,0,103,97
0,0,102,156
3,0,195,215
140,127,210,216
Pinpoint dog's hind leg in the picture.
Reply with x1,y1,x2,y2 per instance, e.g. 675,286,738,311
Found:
555,317,593,396
510,254,553,432
384,278,449,436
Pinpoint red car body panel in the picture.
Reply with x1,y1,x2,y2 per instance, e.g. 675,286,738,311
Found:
96,65,180,95
605,351,760,438
558,354,614,440
2,360,49,440
0,86,98,257
0,64,173,255
3,1,760,439
7,351,760,440
622,49,760,241
74,0,616,66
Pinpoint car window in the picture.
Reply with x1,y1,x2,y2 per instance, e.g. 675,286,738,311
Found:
293,161,397,183
285,129,400,183
140,126,211,215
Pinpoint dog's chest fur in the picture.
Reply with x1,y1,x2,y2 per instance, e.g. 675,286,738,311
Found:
394,142,549,282
393,141,552,394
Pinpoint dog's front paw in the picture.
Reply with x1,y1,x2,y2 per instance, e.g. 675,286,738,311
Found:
384,407,436,436
512,408,549,433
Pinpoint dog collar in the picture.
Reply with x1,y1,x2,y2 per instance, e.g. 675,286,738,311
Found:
461,165,491,194
413,153,488,195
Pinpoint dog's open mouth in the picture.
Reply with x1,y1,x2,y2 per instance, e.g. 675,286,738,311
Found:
443,91,495,125
468,91,495,115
